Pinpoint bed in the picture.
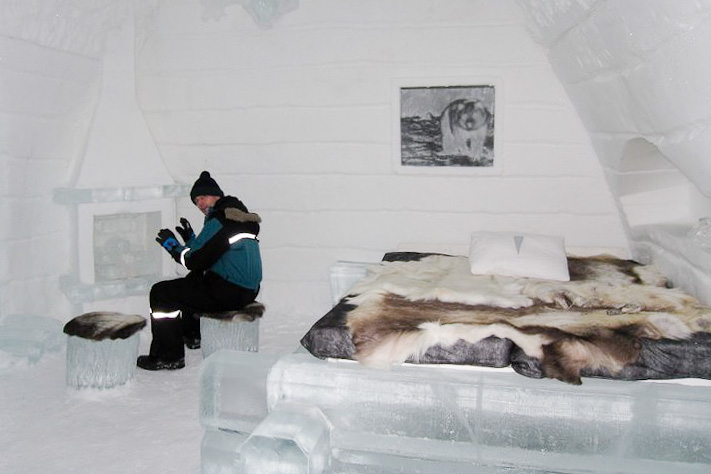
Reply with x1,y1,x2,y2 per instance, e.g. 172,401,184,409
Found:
301,233,711,385
200,233,711,474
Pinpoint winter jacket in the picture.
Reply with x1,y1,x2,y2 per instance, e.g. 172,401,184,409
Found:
176,196,262,291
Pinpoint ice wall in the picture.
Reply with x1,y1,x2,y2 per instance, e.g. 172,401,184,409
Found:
0,0,118,321
518,0,711,225
0,0,175,323
517,0,711,301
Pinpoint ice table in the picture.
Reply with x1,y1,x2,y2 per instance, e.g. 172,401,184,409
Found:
200,351,711,474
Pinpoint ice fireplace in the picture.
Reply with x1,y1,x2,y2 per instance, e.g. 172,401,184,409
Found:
55,186,188,311
53,11,188,313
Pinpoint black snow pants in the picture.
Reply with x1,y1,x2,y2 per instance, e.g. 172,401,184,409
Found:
148,271,259,360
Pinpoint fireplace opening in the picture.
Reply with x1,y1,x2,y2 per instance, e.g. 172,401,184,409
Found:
93,211,162,282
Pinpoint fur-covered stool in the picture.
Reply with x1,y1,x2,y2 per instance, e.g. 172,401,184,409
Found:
63,312,146,389
198,302,264,359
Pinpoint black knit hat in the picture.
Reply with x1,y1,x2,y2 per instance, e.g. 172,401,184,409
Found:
190,171,224,203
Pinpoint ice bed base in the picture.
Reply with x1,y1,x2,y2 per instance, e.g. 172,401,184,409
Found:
200,351,711,474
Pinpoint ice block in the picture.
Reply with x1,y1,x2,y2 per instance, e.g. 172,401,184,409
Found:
65,334,140,388
200,350,282,433
201,350,711,473
0,315,65,368
201,428,248,474
200,318,260,358
198,302,264,358
240,404,331,474
329,261,371,305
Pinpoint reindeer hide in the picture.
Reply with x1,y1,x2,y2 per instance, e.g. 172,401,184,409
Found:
344,255,711,384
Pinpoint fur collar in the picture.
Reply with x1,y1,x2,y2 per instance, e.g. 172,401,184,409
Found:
225,207,261,224
209,195,262,224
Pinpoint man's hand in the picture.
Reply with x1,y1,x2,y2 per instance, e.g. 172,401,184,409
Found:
175,217,195,243
156,229,181,261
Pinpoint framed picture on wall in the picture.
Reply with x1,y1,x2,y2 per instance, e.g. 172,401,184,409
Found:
392,77,503,175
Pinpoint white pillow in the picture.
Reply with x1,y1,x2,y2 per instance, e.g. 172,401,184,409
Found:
469,231,570,281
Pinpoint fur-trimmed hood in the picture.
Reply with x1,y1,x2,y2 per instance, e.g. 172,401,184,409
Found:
210,195,262,234
225,207,261,224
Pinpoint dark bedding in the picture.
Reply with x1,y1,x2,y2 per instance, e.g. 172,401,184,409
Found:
510,332,711,381
300,299,514,367
301,251,513,367
300,252,711,383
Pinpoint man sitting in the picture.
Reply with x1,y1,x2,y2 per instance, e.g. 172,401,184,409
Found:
137,171,262,370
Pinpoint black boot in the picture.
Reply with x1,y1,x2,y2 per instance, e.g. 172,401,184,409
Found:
137,316,185,371
181,311,201,350
183,335,201,350
137,355,185,371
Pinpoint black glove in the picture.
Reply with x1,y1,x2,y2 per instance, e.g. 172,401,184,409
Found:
156,229,181,261
175,217,195,243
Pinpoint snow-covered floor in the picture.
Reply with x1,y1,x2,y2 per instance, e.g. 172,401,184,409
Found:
0,343,207,474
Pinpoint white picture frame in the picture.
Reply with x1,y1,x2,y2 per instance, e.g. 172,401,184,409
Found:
392,77,503,175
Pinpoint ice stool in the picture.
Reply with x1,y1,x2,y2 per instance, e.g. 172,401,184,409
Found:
197,302,264,359
63,312,146,389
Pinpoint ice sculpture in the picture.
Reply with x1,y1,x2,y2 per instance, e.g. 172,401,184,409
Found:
0,315,65,370
63,312,146,389
201,0,299,28
201,351,711,473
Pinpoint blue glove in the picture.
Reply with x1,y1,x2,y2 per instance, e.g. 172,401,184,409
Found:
156,229,181,261
175,217,195,243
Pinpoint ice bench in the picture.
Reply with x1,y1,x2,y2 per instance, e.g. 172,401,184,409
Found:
63,312,146,389
196,302,263,358
0,315,64,368
200,351,711,474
